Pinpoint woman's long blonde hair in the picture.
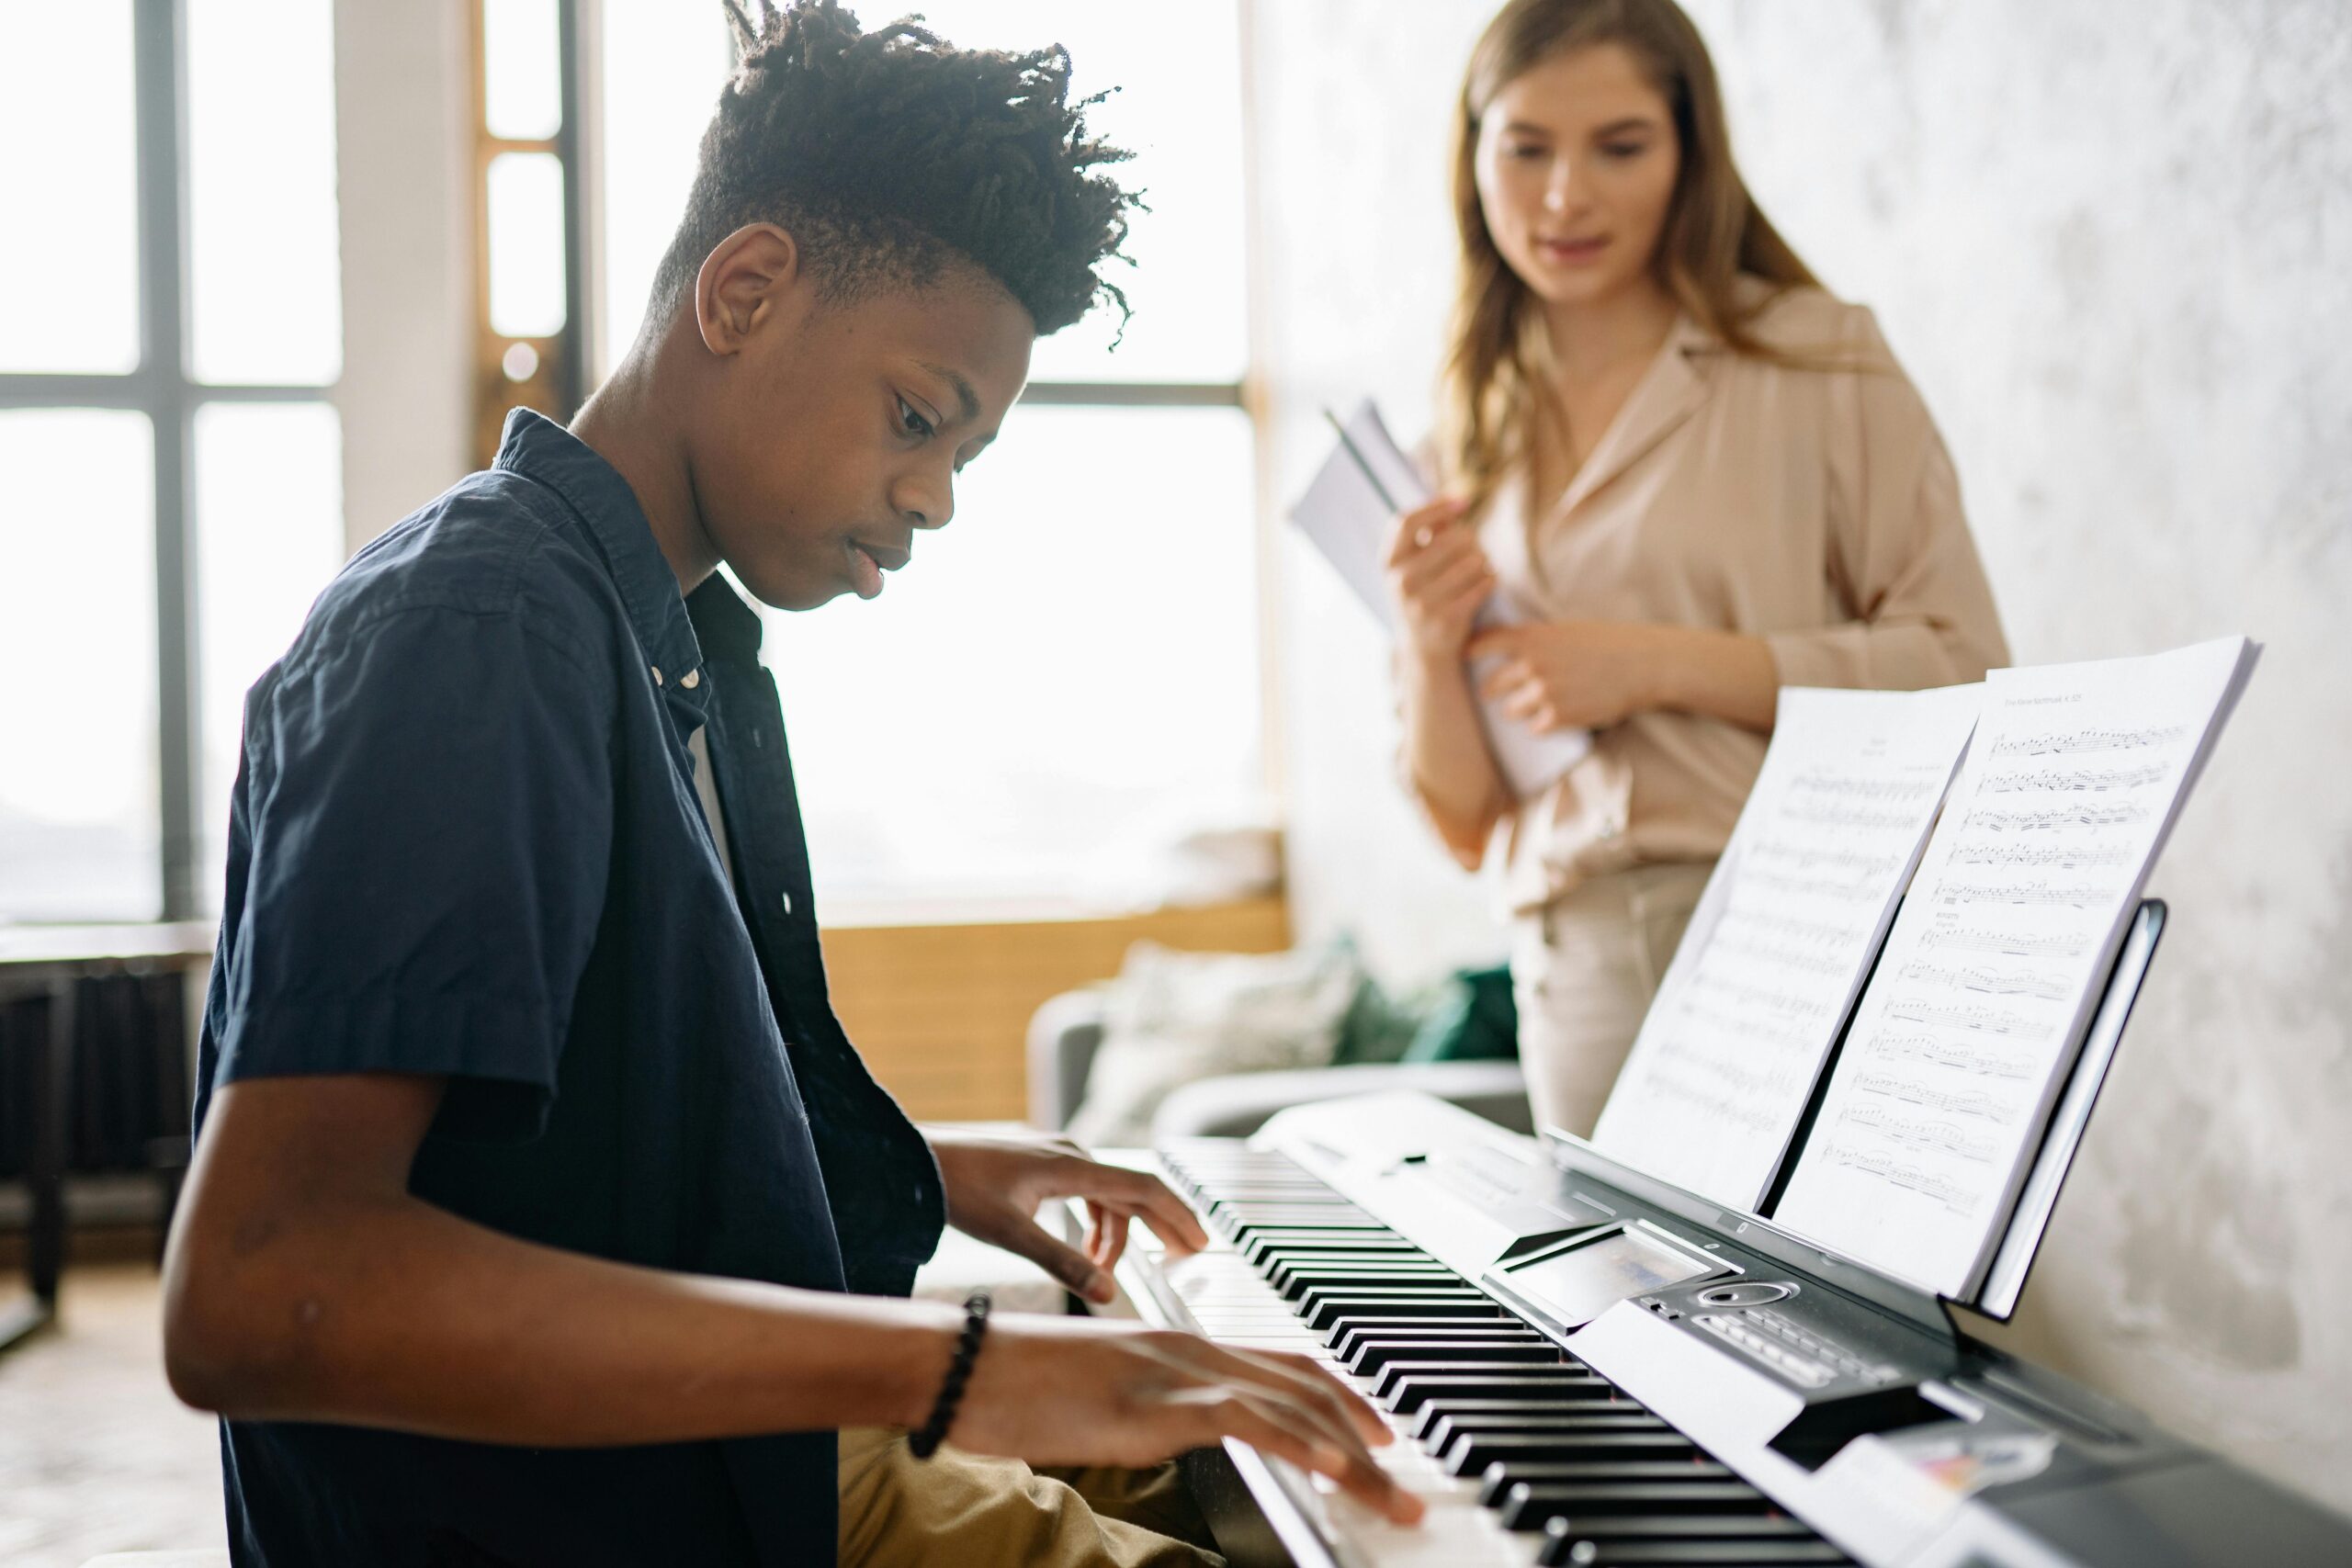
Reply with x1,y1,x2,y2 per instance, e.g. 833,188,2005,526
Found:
1441,0,1817,506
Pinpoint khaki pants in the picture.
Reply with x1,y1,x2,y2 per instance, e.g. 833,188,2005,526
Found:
1511,861,1713,1138
839,1426,1224,1567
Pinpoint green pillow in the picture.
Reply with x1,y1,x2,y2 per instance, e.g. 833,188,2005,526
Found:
1329,974,1419,1066
1400,965,1519,1063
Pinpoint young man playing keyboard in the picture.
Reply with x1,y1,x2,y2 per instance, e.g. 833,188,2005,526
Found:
160,3,1420,1562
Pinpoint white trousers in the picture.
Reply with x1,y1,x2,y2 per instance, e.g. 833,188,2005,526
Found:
1510,860,1713,1139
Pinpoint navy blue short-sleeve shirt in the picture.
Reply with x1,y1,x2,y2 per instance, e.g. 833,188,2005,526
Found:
193,410,945,1566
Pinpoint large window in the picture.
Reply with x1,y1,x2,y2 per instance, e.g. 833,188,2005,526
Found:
0,0,347,923
592,0,1264,909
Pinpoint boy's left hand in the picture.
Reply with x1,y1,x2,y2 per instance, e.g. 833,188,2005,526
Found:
928,1129,1210,1304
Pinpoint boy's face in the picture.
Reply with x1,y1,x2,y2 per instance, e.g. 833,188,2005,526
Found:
685,233,1035,612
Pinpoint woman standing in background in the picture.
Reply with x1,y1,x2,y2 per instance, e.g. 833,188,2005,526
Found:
1387,0,2007,1136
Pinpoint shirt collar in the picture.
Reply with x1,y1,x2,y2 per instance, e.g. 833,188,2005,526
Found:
493,408,711,721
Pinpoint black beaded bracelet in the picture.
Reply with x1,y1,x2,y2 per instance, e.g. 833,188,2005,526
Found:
908,1289,992,1460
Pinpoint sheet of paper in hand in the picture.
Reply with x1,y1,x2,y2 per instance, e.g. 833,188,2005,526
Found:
1290,400,1589,796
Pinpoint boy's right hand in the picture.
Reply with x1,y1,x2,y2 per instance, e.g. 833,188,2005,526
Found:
953,1314,1425,1526
1384,496,1492,663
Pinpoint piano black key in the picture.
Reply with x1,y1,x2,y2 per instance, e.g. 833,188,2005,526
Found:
1275,1265,1458,1299
1348,1339,1566,1375
1412,1397,1646,1443
1498,1481,1769,1531
1298,1283,1488,1316
1478,1461,1731,1506
1307,1295,1508,1332
1387,1371,1611,1414
1421,1411,1668,1451
1244,1233,1418,1266
1544,1542,1848,1566
1269,1250,1453,1272
1537,1516,1837,1566
1374,1359,1600,1402
1329,1319,1548,1354
1443,1430,1699,1477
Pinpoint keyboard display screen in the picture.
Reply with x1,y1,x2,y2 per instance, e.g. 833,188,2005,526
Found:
1501,1227,1724,1326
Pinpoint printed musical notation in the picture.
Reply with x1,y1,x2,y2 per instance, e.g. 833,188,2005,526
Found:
1883,999,2053,1041
1831,1104,1998,1163
1948,842,2135,872
1962,802,2150,835
1851,1072,2018,1124
1917,926,2090,960
1776,637,2258,1298
1825,1148,1980,1216
1978,762,2168,795
1987,725,2187,759
1593,684,1984,1212
1895,961,2072,1002
1869,1033,2036,1080
1936,878,2101,910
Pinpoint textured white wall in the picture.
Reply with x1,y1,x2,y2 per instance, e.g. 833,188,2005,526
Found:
1250,0,2352,1512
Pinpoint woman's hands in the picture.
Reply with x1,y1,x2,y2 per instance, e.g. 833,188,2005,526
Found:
1468,621,1669,732
1470,622,1781,736
952,1312,1425,1525
930,1129,1209,1306
1384,497,1493,663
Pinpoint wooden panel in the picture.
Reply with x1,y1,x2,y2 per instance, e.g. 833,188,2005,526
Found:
819,898,1292,1122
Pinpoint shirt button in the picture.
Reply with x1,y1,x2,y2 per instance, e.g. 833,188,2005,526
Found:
650,664,663,686
681,668,700,689
781,892,794,915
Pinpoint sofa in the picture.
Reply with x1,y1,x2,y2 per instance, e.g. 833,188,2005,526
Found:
1024,987,1532,1142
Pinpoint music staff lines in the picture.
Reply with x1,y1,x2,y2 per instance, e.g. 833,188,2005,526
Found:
1979,762,2167,795
1861,1032,2036,1080
1917,925,2090,959
1883,998,2053,1041
1935,877,2118,909
1947,842,2133,871
1851,1071,2018,1123
1895,961,2071,1001
1832,1103,1998,1164
1962,803,2150,834
1987,724,2186,759
1822,1147,1981,1214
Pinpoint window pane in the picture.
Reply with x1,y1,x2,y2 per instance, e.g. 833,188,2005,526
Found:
762,407,1261,906
483,0,563,141
193,402,345,909
187,0,342,385
0,0,141,374
597,0,732,371
0,411,160,920
910,0,1249,384
593,0,1247,384
488,151,570,338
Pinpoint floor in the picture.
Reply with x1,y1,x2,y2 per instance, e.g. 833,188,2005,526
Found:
0,1265,229,1567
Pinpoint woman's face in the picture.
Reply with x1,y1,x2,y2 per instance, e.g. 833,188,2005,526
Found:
1474,43,1681,310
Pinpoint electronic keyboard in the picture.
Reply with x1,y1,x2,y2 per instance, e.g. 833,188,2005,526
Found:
1104,1089,2352,1567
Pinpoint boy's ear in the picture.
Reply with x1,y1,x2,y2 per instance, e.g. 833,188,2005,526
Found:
694,224,806,356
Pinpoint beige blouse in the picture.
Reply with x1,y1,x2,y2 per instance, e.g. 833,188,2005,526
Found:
1475,282,2008,915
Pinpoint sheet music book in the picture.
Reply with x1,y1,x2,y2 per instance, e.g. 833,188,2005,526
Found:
1290,400,1590,797
1772,637,2261,1296
1591,683,1984,1210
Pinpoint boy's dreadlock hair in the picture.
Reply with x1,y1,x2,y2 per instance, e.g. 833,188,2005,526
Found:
646,0,1138,338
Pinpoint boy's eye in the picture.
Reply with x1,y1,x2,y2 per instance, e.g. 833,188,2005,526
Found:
897,397,935,439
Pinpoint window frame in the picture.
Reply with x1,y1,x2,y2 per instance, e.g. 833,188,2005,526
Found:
0,0,338,922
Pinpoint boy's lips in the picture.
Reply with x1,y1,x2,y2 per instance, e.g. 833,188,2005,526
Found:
844,537,910,601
